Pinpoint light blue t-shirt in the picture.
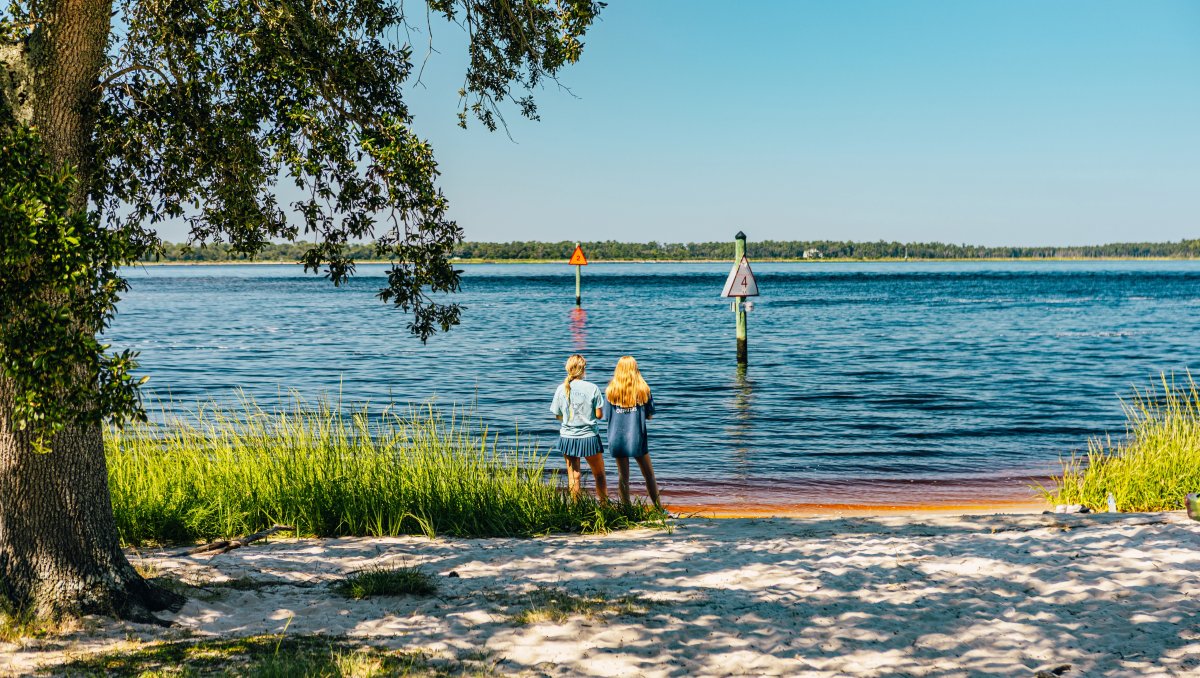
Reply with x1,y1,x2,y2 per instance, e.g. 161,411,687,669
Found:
551,379,603,438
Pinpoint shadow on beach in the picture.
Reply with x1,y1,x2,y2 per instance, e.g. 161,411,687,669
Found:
10,513,1200,677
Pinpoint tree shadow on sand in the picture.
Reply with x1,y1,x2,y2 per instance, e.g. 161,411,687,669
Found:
12,513,1200,677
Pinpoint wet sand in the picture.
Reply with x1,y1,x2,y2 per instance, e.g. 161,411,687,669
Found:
663,474,1051,517
666,499,1045,518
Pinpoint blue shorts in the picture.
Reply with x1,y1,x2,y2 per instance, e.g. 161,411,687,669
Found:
553,435,603,458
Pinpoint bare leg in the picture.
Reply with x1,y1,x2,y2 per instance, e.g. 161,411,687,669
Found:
615,457,632,506
635,454,662,509
584,454,608,501
564,456,582,498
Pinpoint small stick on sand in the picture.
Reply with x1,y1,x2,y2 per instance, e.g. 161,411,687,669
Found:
188,525,295,556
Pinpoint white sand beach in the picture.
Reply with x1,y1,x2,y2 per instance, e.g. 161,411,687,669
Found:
5,511,1200,676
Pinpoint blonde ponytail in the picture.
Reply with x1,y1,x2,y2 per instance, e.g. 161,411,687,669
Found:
562,354,587,420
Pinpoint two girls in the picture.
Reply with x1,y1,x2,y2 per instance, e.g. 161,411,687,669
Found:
550,354,661,508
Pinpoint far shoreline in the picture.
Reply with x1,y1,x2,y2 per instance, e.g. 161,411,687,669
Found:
132,256,1200,266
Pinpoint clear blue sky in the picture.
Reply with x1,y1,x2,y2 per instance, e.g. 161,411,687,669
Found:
404,0,1200,246
158,1,1200,246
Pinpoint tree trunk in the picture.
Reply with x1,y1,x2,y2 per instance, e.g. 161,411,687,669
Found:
0,392,182,621
0,0,183,621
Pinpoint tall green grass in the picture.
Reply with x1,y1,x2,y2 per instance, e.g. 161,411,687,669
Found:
1038,374,1200,512
107,397,662,545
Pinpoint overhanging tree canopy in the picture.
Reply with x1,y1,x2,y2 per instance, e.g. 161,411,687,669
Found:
0,0,602,621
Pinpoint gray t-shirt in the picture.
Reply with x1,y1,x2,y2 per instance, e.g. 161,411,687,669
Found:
550,379,603,438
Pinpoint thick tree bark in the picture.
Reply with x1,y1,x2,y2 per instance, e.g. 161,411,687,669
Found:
0,392,182,621
0,0,183,621
24,0,108,202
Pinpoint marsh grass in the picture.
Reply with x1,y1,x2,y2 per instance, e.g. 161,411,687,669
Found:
332,565,438,600
1038,374,1200,512
107,397,664,545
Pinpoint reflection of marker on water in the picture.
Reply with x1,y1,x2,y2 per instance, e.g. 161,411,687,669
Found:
731,364,752,477
569,243,588,306
569,306,587,351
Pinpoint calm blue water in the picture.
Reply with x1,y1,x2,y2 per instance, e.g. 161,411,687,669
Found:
108,261,1200,506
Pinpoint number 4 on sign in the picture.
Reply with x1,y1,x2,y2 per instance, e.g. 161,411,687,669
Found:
721,256,759,297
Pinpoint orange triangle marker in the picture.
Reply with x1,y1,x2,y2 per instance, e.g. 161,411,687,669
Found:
569,245,588,266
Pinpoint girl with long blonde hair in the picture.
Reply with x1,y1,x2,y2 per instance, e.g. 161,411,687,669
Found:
549,354,608,500
602,356,661,508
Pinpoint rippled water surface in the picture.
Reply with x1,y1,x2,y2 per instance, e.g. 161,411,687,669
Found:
109,261,1200,507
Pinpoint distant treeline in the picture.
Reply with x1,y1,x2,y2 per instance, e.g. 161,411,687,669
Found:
145,239,1200,262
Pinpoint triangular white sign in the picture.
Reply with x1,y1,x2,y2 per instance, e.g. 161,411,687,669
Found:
721,256,759,297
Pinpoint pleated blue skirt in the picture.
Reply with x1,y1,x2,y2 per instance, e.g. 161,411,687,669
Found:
553,435,604,458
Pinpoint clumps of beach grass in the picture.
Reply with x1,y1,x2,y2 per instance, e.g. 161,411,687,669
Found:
130,557,270,603
46,634,494,677
106,396,666,546
1039,374,1200,512
0,603,97,644
332,565,438,600
0,606,45,644
492,587,652,625
212,575,275,592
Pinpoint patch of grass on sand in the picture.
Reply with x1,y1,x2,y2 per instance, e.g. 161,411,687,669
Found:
0,607,56,644
131,556,269,601
1038,374,1200,512
45,634,499,677
107,397,666,546
216,574,274,591
491,587,652,625
0,602,102,644
332,565,438,600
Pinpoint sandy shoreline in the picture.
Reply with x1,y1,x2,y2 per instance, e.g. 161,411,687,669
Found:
6,511,1199,676
667,499,1047,518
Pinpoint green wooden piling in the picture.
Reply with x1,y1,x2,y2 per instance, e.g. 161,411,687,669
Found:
735,231,747,365
575,242,582,306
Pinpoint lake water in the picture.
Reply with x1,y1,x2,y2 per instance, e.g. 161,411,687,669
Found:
108,261,1200,510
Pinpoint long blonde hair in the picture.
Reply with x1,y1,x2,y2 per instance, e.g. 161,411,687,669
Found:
606,356,651,408
562,354,587,419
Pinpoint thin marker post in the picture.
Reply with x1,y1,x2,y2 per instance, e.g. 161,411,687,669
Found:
735,232,747,365
568,243,588,306
720,232,759,366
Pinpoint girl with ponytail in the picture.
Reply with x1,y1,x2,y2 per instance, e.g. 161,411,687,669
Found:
602,356,661,508
550,354,608,500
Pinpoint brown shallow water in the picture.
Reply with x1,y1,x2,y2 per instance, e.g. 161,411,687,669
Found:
659,474,1050,517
